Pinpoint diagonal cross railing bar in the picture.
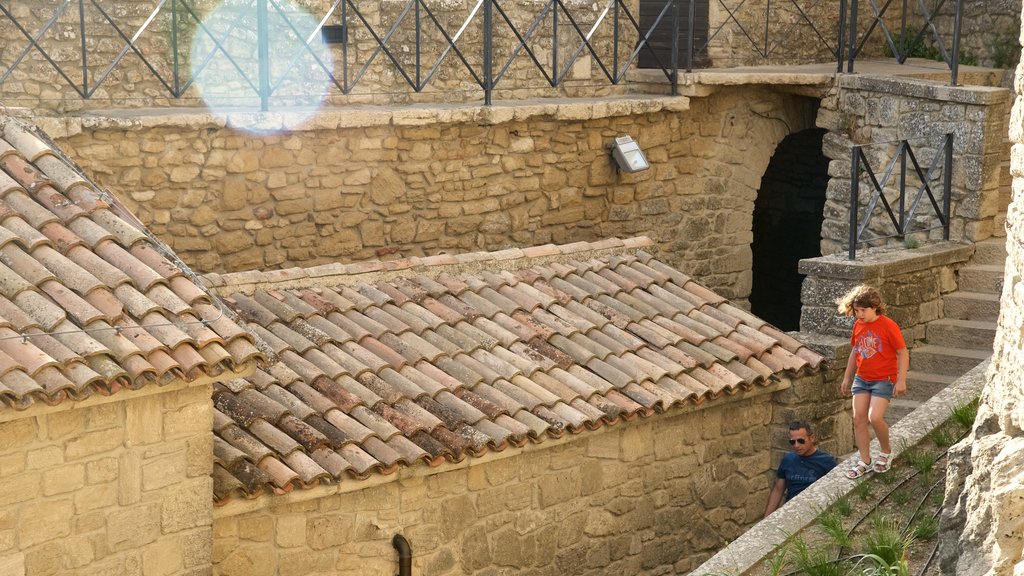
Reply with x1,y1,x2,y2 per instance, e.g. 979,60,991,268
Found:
763,0,838,59
0,1,84,96
848,134,953,260
491,0,558,88
264,0,345,96
844,0,963,85
185,0,265,97
85,0,177,98
618,0,679,82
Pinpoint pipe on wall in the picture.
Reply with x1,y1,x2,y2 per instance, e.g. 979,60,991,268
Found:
392,534,412,576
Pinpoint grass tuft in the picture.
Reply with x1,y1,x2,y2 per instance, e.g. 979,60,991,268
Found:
911,515,939,540
950,397,980,430
790,536,851,576
860,513,915,567
819,508,853,549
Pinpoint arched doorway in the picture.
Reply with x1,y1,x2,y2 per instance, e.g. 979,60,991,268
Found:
749,128,829,331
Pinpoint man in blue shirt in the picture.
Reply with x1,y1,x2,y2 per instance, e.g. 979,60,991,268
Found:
764,420,838,517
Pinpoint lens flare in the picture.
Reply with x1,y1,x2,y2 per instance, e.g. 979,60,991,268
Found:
190,0,334,132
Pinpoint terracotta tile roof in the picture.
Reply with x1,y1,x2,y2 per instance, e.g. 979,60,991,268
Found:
0,116,262,411
205,237,825,503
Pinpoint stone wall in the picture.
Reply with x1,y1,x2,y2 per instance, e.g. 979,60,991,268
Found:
0,0,942,113
797,242,971,345
211,381,841,576
939,3,1024,572
0,384,214,576
46,88,820,302
816,75,1012,257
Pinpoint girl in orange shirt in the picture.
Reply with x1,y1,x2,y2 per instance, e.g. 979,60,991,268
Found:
837,285,908,478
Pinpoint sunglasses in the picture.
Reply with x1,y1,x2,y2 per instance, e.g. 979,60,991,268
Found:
788,438,807,445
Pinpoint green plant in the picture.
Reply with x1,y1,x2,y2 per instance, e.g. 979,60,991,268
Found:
889,488,911,506
902,236,919,249
928,426,960,447
911,515,939,540
833,494,853,517
764,546,789,576
790,536,850,576
860,513,915,567
853,481,873,501
853,552,910,576
819,509,853,549
929,488,945,507
950,397,980,430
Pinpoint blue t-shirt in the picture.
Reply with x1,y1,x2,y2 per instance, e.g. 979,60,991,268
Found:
777,450,838,501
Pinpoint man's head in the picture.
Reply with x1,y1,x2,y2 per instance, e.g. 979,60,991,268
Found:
788,420,818,457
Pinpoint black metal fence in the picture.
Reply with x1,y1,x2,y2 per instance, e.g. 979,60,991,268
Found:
0,0,965,109
848,134,954,260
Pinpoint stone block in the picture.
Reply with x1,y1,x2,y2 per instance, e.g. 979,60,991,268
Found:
142,452,186,491
42,463,85,496
538,468,581,508
19,498,73,547
107,503,162,552
142,535,184,576
0,418,36,451
216,544,275,576
161,478,212,534
163,399,211,440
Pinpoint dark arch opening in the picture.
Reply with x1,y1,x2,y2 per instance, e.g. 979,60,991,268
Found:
749,128,829,331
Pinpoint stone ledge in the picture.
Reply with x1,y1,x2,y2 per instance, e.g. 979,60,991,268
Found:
24,95,690,138
839,73,1012,105
688,358,989,576
797,242,975,280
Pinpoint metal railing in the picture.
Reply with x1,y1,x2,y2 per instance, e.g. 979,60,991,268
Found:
848,134,954,260
0,0,685,108
840,0,963,85
0,0,965,108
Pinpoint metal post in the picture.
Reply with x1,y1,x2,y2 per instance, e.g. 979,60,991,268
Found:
686,0,695,72
78,0,88,94
415,0,421,90
483,0,493,105
342,0,348,93
850,146,860,260
900,0,908,61
613,0,619,75
899,141,907,236
670,0,679,95
763,0,770,58
552,2,558,87
172,0,180,95
847,0,858,73
950,0,962,85
943,133,953,240
837,0,846,73
257,0,271,111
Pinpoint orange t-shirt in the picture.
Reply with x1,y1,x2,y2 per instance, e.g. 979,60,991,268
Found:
850,314,905,381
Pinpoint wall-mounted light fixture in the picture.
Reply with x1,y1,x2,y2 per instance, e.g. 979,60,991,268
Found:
609,135,649,173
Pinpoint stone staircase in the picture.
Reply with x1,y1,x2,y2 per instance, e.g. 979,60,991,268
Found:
887,237,1005,422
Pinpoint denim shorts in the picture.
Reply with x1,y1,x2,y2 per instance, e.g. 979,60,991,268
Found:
851,375,894,400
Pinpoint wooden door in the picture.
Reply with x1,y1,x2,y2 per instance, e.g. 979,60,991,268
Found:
638,0,709,69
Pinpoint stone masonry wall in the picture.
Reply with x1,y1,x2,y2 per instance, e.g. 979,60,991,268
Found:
798,242,971,346
0,385,214,576
46,88,820,302
939,4,1024,572
0,1,943,112
816,76,1012,257
211,387,832,576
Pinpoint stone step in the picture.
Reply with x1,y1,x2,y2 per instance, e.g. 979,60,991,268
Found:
972,237,1007,266
925,318,997,349
943,291,1001,322
905,370,957,402
910,345,990,378
958,264,1005,295
886,398,921,424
